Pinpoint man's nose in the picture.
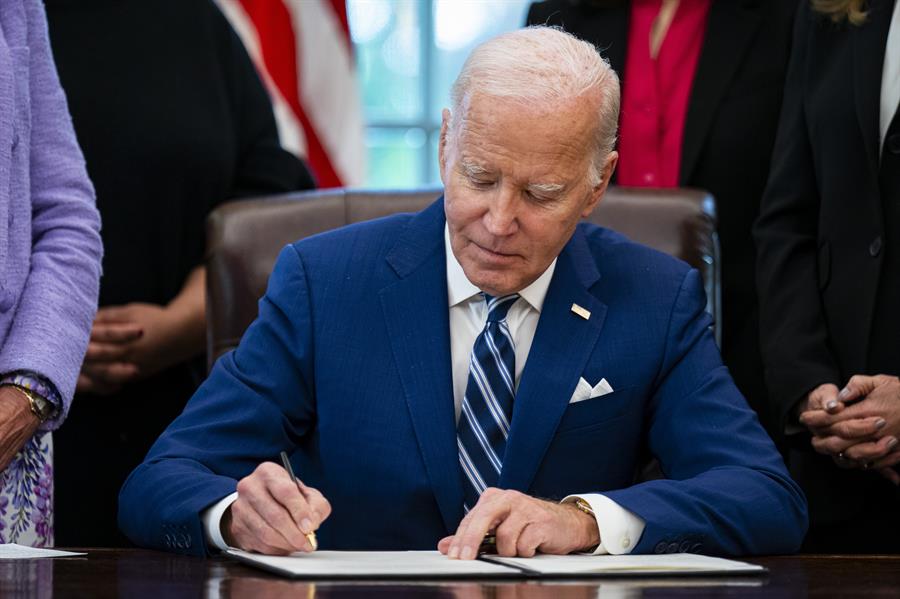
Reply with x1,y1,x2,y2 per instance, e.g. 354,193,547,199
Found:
484,185,519,236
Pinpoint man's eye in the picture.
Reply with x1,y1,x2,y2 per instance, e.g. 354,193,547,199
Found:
525,190,550,203
470,178,494,188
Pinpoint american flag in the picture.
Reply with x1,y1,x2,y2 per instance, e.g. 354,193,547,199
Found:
215,0,366,188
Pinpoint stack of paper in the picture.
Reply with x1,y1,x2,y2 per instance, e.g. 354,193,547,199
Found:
227,549,765,579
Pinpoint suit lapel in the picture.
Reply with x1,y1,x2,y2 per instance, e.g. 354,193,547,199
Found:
680,1,762,183
851,0,893,182
498,228,607,493
380,199,463,533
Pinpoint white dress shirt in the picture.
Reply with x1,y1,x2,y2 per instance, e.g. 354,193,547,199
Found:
880,0,900,155
202,226,645,554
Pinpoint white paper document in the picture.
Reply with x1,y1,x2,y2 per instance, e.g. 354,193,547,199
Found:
227,550,513,578
227,549,765,579
0,544,86,560
485,553,765,576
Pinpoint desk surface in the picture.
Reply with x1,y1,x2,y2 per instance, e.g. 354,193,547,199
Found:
1,549,897,598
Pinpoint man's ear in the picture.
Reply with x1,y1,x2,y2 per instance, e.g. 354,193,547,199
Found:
439,109,451,185
582,151,619,217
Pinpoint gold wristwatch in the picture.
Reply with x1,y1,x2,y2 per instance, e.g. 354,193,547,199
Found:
6,384,54,422
571,498,600,552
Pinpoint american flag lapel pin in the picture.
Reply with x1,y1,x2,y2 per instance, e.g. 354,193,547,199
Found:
571,303,591,320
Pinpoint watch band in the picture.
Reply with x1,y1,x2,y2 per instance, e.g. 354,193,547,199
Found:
3,384,54,422
570,497,600,553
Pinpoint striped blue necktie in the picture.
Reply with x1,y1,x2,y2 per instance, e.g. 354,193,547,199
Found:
457,293,519,512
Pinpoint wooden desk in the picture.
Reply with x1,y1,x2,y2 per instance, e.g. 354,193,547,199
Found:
1,550,897,598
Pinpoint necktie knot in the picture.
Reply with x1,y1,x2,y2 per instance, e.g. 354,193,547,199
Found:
483,293,519,323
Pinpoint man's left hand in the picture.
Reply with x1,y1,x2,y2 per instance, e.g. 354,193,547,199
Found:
437,488,599,559
0,386,40,471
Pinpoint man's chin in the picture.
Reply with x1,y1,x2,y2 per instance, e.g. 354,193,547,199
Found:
465,272,523,297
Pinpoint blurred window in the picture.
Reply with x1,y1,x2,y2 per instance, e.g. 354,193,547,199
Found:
348,0,531,187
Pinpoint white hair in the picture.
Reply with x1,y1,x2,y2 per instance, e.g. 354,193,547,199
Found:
448,26,620,186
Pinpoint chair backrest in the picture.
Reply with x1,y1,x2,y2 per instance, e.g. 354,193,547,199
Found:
205,187,719,368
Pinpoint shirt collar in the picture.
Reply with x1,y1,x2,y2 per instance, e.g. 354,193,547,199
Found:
444,224,556,312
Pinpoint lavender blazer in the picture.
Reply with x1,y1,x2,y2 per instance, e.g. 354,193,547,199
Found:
0,0,102,430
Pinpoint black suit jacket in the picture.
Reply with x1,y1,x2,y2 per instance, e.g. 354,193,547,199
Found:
527,0,797,430
755,0,900,538
754,0,900,539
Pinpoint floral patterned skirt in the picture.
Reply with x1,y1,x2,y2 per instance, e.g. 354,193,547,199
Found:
0,433,52,546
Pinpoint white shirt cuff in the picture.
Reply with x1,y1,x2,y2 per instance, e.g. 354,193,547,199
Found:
201,492,239,552
562,493,645,555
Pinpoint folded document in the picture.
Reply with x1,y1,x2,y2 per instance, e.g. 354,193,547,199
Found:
227,549,765,579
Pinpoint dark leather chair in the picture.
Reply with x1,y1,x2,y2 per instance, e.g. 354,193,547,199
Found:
205,187,718,369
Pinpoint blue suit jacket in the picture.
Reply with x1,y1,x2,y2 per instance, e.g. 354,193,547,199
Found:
119,198,807,556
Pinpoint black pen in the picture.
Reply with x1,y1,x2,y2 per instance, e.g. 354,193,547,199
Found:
478,534,498,555
279,451,318,550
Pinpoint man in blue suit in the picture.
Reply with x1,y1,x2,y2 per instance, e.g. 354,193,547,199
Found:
119,26,807,558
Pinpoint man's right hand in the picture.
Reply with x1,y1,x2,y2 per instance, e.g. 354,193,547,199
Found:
222,462,331,555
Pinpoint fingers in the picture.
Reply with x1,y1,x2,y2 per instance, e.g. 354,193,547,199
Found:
494,509,529,557
449,488,510,560
91,321,143,343
232,463,318,554
267,475,328,536
229,498,299,555
85,341,133,362
229,462,333,556
811,434,864,457
81,361,140,385
837,374,894,405
807,383,842,414
843,436,898,462
824,416,887,440
437,535,454,555
95,305,137,323
76,373,121,395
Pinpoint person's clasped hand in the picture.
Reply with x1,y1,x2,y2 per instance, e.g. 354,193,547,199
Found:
437,488,599,560
77,303,196,395
799,375,900,485
223,462,332,555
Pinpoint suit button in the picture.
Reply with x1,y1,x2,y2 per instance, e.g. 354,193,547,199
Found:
667,542,679,554
870,236,882,257
888,133,900,154
654,542,667,554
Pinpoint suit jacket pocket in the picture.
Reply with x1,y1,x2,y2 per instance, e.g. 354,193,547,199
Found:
554,385,637,436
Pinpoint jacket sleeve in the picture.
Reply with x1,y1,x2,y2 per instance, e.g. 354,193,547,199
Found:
0,0,102,430
604,269,809,555
752,2,840,434
119,245,316,555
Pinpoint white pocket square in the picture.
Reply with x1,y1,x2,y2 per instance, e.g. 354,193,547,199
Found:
569,377,614,404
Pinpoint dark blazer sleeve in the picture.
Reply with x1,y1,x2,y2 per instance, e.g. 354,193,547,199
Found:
604,269,808,555
753,2,841,433
118,246,317,555
212,2,316,197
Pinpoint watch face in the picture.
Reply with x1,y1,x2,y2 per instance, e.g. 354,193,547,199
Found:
26,391,53,421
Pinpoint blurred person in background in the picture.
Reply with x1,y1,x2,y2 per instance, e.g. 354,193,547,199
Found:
755,0,900,552
526,0,797,434
45,0,315,546
0,0,102,545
